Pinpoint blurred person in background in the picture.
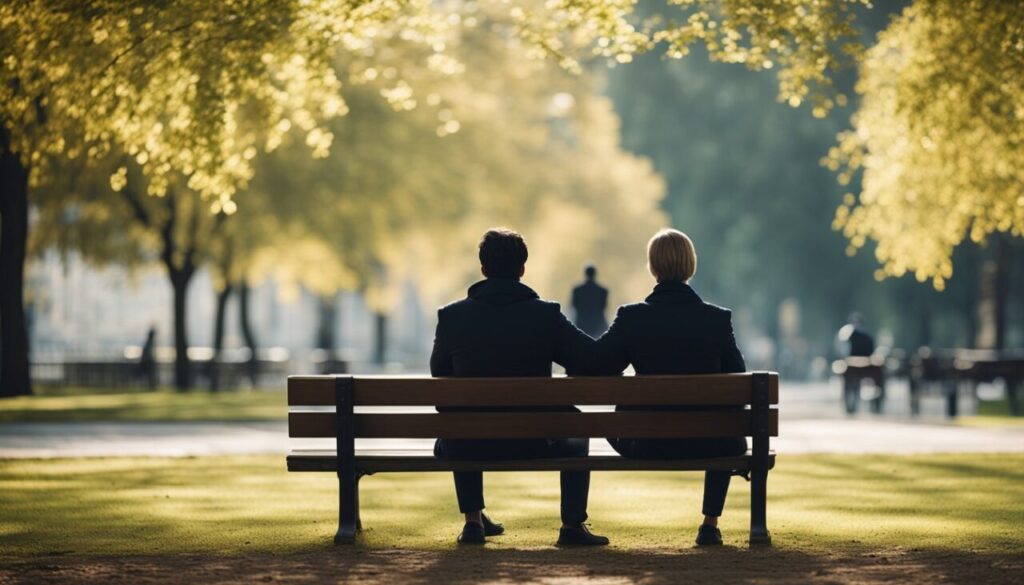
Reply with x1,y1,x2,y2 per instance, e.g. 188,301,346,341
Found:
837,313,875,359
139,326,158,390
571,264,609,338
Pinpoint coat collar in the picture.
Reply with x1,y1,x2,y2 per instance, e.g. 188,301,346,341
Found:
467,278,540,305
645,280,703,304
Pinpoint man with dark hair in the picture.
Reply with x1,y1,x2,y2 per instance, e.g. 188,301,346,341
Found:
431,227,609,546
571,264,609,338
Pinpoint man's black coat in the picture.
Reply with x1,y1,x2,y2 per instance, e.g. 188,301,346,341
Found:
430,278,593,382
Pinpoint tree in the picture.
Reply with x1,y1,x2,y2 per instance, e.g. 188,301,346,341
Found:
241,5,668,353
32,160,229,389
1,0,454,393
514,0,868,114
830,1,1024,289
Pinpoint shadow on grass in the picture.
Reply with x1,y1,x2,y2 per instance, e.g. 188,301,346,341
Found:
2,547,1022,584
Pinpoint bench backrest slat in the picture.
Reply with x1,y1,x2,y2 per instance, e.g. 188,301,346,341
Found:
288,410,779,439
288,374,779,407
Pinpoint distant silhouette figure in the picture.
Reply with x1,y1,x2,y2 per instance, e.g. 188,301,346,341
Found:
837,313,878,414
837,313,875,358
139,326,158,390
571,264,609,338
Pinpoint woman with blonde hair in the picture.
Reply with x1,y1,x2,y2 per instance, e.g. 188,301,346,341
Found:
590,228,747,546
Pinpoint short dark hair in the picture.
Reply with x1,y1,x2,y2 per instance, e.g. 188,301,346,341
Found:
479,228,528,278
584,264,597,279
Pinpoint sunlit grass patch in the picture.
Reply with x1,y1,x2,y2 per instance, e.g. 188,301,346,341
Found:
0,388,286,423
958,399,1024,428
0,453,1022,557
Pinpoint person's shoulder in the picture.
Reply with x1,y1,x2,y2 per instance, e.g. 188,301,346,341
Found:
536,298,563,312
524,298,568,321
690,301,733,326
437,297,473,318
613,301,646,319
701,301,732,318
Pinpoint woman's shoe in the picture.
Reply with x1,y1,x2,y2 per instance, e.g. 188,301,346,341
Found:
556,524,609,546
457,522,486,544
481,512,505,536
695,524,723,546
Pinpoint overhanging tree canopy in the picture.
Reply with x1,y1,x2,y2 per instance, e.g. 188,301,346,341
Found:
830,0,1024,289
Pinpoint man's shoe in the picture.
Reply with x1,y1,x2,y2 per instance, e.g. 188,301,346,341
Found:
556,524,609,547
695,524,723,546
481,512,505,537
457,522,486,545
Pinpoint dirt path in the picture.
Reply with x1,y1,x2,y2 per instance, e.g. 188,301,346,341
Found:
2,547,1020,585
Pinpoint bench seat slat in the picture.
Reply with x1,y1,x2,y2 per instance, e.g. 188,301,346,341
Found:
287,449,775,473
288,410,778,439
288,374,779,407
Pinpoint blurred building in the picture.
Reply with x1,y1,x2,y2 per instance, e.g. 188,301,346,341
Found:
27,252,431,372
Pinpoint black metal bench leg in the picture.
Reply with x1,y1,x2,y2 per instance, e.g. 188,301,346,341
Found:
749,372,773,546
749,468,771,546
333,375,359,545
335,470,361,545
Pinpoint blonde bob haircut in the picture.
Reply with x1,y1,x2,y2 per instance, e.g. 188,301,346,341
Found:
647,228,697,283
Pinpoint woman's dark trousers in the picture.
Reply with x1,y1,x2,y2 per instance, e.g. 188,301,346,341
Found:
608,437,747,517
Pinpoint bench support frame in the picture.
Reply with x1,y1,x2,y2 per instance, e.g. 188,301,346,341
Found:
749,372,772,545
310,373,776,547
334,376,362,544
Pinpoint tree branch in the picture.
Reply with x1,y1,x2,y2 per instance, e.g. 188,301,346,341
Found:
120,182,152,228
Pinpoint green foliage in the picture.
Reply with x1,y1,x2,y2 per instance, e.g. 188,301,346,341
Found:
830,0,1024,288
1,453,1022,555
1,0,450,201
17,3,666,315
513,0,868,115
8,0,1020,317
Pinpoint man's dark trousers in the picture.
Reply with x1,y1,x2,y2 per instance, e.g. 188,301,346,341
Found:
430,278,598,524
434,437,590,525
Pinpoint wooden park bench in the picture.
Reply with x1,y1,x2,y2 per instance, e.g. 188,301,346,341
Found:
286,372,778,546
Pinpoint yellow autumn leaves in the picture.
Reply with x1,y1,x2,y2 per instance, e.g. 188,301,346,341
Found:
829,0,1024,288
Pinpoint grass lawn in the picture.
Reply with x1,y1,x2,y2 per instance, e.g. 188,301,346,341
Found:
1,453,1022,555
958,398,1024,428
2,453,1021,583
0,387,286,423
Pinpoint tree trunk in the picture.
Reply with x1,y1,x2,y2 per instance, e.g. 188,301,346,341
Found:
373,311,387,365
210,283,233,392
316,293,338,351
238,281,258,386
976,238,1010,351
170,270,194,391
962,244,979,348
0,126,32,397
994,235,1010,351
